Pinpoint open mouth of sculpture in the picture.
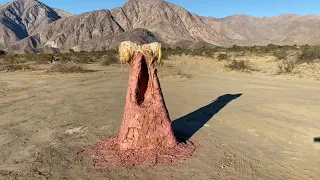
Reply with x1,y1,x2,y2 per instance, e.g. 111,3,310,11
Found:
135,55,150,106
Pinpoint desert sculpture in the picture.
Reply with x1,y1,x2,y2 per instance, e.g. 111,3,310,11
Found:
91,41,194,167
118,41,176,150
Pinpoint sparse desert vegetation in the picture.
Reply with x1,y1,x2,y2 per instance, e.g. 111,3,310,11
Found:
0,50,120,72
160,44,320,79
1,44,320,80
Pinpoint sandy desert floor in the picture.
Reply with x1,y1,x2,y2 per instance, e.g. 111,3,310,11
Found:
0,56,320,180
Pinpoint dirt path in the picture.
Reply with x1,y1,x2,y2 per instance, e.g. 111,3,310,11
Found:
0,65,319,180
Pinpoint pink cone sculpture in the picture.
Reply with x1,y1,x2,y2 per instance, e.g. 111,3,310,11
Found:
118,51,177,150
91,42,194,167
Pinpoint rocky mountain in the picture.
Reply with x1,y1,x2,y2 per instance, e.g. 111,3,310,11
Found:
0,0,71,50
203,14,320,45
2,0,320,53
111,0,227,45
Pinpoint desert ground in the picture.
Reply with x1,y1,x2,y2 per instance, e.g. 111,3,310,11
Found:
0,55,320,180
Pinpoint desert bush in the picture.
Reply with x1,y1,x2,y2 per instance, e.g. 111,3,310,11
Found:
217,53,228,61
33,54,53,64
0,62,34,72
169,46,184,56
264,44,279,52
190,48,214,57
273,49,287,60
162,47,220,58
0,54,28,64
225,60,253,72
161,49,170,60
278,60,295,74
162,47,188,57
101,54,119,66
50,51,119,64
227,45,246,52
70,52,92,64
189,49,202,57
203,50,215,58
6,53,54,64
297,45,320,63
234,51,246,57
46,62,93,73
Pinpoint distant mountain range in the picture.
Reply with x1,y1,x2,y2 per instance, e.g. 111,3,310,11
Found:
0,0,320,53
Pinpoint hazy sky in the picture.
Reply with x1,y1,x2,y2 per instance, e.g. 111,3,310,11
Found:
2,0,320,18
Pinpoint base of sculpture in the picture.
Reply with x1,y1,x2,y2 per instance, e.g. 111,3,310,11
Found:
90,137,195,168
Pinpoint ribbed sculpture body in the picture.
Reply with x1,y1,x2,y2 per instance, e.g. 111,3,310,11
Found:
118,42,177,150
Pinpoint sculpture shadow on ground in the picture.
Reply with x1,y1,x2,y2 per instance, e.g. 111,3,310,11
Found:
314,137,320,142
172,93,242,143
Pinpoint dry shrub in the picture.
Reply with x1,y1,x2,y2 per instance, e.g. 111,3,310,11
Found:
278,60,295,74
273,49,287,60
217,53,228,61
46,62,93,73
298,46,320,63
225,60,254,72
235,52,246,57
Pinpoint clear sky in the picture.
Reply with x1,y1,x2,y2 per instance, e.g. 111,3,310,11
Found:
2,0,320,18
